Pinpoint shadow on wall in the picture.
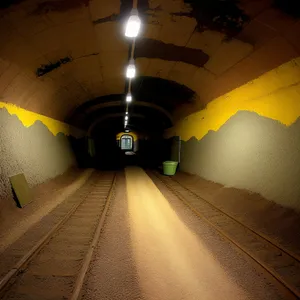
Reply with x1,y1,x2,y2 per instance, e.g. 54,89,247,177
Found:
180,111,300,211
0,108,77,214
138,138,169,169
68,134,121,170
92,132,124,170
69,136,92,168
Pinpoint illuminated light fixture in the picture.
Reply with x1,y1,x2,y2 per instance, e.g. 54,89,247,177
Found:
125,9,141,38
126,111,128,115
126,92,132,102
125,115,129,121
126,59,136,78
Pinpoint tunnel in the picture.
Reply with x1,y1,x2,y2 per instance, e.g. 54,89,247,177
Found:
0,0,300,299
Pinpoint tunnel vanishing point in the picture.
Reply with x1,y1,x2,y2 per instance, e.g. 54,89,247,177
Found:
1,0,300,299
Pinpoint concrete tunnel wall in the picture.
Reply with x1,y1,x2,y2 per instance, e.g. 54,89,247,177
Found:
166,58,300,211
0,0,300,213
0,103,85,215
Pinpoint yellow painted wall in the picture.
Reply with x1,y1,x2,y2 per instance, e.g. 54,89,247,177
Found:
166,57,300,141
0,102,76,136
116,131,138,141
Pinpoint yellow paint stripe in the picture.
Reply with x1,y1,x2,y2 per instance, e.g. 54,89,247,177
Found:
0,102,71,136
116,131,138,141
166,57,300,141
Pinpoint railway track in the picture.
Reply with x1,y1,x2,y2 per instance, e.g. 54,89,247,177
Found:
149,171,300,299
0,171,116,300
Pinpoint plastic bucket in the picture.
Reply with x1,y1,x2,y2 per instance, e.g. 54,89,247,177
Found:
163,161,178,176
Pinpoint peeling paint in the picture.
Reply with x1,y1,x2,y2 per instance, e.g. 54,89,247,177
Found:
33,0,90,14
93,14,119,25
36,57,72,77
135,38,210,67
178,0,249,37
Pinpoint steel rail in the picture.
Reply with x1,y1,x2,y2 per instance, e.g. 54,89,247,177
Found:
170,175,300,263
149,171,300,299
70,173,117,300
0,173,116,299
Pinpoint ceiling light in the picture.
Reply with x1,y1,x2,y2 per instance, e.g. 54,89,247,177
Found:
125,115,129,121
125,9,141,38
126,93,132,102
126,111,128,115
126,59,136,78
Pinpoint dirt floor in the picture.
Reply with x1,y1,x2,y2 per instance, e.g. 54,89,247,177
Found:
0,172,114,300
1,167,298,299
0,167,93,253
82,167,293,300
173,171,300,256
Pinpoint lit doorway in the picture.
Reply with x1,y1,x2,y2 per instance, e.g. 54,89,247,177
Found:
120,134,133,150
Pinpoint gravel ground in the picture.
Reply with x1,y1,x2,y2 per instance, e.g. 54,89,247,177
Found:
2,173,112,300
81,171,143,300
82,167,294,300
173,171,300,256
0,168,93,254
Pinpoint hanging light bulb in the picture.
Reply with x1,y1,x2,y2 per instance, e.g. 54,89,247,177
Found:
125,9,141,38
125,115,129,121
126,92,132,102
126,59,136,78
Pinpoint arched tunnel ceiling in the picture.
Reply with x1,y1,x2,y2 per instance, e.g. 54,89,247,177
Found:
68,77,195,133
0,0,299,133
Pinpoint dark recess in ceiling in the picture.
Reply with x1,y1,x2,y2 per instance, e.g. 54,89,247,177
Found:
273,0,300,18
70,77,194,117
93,0,154,24
120,0,150,15
131,76,195,111
32,0,90,14
0,0,23,9
86,106,170,130
0,0,91,11
175,0,249,38
135,38,209,67
68,77,195,131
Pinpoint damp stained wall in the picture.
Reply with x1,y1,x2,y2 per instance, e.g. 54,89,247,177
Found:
166,57,300,211
0,104,85,215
